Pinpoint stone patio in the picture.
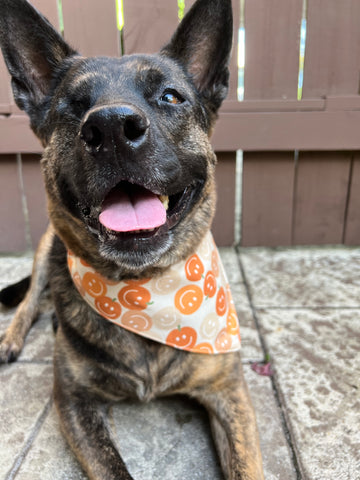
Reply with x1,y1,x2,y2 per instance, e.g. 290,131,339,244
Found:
0,244,359,479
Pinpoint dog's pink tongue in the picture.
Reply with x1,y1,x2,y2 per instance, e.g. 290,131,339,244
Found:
99,186,166,232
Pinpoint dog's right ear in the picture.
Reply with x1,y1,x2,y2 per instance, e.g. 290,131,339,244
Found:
161,0,233,115
0,0,76,122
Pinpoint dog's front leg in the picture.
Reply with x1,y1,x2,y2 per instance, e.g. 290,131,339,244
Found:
194,358,264,480
54,348,132,480
54,375,133,480
0,224,54,363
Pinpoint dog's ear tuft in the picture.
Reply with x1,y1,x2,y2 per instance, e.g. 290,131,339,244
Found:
0,0,76,118
161,0,233,113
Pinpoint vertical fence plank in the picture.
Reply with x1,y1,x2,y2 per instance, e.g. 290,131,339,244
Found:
293,152,351,244
62,0,119,56
228,0,240,102
0,60,11,113
344,154,360,245
123,0,179,54
212,152,236,246
241,152,295,246
242,0,301,246
302,0,360,98
244,0,303,100
0,156,27,252
21,155,48,249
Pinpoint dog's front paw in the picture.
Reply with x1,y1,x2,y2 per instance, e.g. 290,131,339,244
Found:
0,333,23,363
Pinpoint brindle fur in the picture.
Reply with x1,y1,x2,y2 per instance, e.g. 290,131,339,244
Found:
0,0,264,478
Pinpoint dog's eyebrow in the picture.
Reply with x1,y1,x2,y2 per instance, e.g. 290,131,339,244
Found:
135,65,165,87
71,72,102,88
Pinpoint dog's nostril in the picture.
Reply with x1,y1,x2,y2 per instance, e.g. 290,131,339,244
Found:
123,117,148,142
81,124,103,151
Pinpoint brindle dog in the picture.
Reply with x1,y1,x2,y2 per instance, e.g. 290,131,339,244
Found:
0,0,264,478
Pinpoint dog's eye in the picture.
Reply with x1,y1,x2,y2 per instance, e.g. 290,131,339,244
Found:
160,90,184,105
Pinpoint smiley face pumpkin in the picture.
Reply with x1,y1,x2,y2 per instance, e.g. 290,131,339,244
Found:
174,285,203,315
94,296,121,321
82,272,108,298
166,326,197,350
185,254,205,281
118,282,151,310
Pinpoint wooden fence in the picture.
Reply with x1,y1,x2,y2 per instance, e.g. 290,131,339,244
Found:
1,0,360,252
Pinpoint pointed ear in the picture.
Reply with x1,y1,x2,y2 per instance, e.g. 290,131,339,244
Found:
0,0,76,117
161,0,233,112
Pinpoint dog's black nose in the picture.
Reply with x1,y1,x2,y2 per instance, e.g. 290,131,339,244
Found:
80,104,150,154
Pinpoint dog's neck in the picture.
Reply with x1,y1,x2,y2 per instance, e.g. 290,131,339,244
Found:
67,231,241,354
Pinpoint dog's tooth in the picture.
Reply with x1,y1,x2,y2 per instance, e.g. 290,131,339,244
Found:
159,195,169,210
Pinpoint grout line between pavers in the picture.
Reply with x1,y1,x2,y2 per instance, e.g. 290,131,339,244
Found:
235,248,304,480
5,396,53,480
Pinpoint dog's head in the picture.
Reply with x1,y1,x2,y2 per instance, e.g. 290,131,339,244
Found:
0,0,232,276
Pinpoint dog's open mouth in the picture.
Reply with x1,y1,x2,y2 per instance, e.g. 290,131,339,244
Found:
99,184,168,233
92,181,202,240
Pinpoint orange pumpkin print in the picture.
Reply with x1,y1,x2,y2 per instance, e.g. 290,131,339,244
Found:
211,249,220,277
226,308,240,336
193,342,214,354
94,296,121,320
166,326,197,350
203,271,217,298
82,272,107,298
216,286,227,316
215,328,232,352
118,283,151,310
185,254,204,281
174,285,203,315
121,311,152,332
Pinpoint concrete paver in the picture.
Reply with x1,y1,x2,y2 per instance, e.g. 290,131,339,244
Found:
0,363,52,477
240,246,360,480
255,308,360,480
240,247,360,308
14,403,87,480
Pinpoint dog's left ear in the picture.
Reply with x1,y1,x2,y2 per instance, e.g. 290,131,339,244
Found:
0,0,76,127
162,0,233,113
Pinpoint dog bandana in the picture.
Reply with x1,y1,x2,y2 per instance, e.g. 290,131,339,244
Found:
67,231,241,354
